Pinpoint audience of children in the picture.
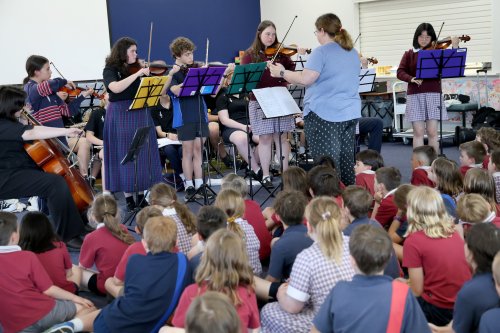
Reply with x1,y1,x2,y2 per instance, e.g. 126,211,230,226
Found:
411,145,437,187
307,165,344,206
149,183,197,254
354,149,384,196
372,166,401,228
402,186,471,326
462,168,500,215
456,194,500,240
19,211,81,294
478,252,500,333
312,225,431,333
428,157,463,217
79,194,135,296
388,184,415,261
488,149,500,204
458,140,487,177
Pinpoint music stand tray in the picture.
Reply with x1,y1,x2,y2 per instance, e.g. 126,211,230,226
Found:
179,67,226,97
416,48,467,79
359,68,376,93
129,76,169,110
227,62,267,95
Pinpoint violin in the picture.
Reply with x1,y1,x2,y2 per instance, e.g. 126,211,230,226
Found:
265,44,311,58
367,57,378,65
59,86,105,100
127,60,169,76
424,35,471,50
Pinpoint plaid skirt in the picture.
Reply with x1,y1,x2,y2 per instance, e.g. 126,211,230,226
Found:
248,100,295,135
103,100,162,193
405,92,448,122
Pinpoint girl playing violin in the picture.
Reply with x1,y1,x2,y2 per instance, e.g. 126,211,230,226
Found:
397,23,459,153
23,55,94,179
0,86,86,249
241,20,306,188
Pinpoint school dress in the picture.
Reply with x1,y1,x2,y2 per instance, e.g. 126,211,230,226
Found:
0,118,84,242
240,51,295,136
102,66,162,192
162,208,195,254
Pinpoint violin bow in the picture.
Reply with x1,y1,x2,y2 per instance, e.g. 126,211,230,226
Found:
270,15,298,63
147,22,153,67
353,33,361,46
50,62,66,80
433,22,445,49
205,38,209,67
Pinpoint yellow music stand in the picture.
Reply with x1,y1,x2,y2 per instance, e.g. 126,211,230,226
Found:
129,75,169,110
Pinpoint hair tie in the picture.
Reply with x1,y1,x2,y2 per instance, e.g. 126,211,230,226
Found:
227,215,239,224
321,211,331,221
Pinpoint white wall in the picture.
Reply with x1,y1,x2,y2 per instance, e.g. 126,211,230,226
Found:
260,0,359,51
0,0,110,86
492,0,500,74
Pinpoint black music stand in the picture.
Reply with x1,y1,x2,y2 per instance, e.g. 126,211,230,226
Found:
253,86,302,206
416,48,467,156
121,126,152,226
227,62,267,199
179,66,226,205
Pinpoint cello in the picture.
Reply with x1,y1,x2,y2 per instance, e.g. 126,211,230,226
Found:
21,110,94,212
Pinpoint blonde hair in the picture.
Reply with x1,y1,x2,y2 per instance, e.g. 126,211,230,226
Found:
315,13,354,51
149,183,197,234
195,229,254,306
143,216,177,254
92,194,134,245
135,206,163,233
185,292,241,333
221,174,247,198
463,168,498,214
305,196,343,263
405,187,455,238
456,193,492,224
214,189,245,240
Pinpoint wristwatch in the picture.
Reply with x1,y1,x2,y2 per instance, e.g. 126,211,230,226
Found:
279,70,285,78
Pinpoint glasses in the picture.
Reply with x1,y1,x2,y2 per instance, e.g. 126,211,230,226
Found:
418,35,431,40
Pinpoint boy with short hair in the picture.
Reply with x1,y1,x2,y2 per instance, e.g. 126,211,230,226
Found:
0,212,93,333
411,145,436,187
354,149,384,196
478,252,500,332
372,167,401,228
312,224,430,333
459,141,487,176
487,149,500,204
266,190,312,283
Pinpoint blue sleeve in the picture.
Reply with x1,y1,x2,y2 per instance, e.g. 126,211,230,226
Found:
67,94,86,117
402,292,432,333
452,287,474,333
478,309,500,333
304,47,324,74
267,241,286,280
312,287,335,333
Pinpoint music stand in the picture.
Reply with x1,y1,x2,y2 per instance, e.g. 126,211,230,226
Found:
227,62,267,199
253,86,302,206
359,68,376,93
416,48,467,155
179,66,226,205
120,126,152,227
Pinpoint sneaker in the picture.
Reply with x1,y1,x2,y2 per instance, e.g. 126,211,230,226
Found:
184,186,197,202
43,321,74,333
261,176,274,189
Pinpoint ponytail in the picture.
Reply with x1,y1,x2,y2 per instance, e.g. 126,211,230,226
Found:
24,55,49,84
215,189,246,241
306,197,343,263
226,215,245,240
92,194,135,245
172,201,197,234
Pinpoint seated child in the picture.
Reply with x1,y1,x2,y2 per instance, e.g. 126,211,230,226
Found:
463,168,499,216
187,206,227,276
488,149,500,204
19,212,81,294
150,183,197,254
372,167,401,228
475,126,500,169
79,194,135,296
46,216,192,333
221,174,272,261
105,206,163,298
215,189,262,275
0,212,93,333
259,197,355,333
411,145,437,187
172,229,260,333
478,252,500,333
459,141,486,177
354,149,384,196
402,187,471,326
456,194,499,238
312,224,430,333
308,165,344,207
388,184,415,261
266,190,312,283
429,157,463,218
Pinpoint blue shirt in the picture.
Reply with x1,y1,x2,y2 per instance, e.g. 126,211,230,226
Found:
101,251,192,332
313,275,431,333
304,42,361,122
189,252,202,280
478,308,500,333
453,273,500,333
343,217,400,279
171,70,208,125
267,224,313,281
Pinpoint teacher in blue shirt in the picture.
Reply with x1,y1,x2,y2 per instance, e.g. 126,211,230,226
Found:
269,13,361,185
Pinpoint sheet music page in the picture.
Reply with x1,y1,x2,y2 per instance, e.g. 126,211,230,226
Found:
252,87,302,118
157,138,181,148
359,68,376,93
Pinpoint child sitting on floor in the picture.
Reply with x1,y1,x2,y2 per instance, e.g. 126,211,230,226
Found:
459,141,486,176
372,167,401,228
354,149,384,196
411,145,436,187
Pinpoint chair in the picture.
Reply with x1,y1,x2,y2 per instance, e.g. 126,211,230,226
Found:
217,140,237,174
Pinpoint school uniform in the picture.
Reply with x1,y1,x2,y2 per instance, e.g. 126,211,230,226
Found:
260,237,356,333
36,241,76,293
313,275,431,333
478,308,500,333
244,199,272,260
267,224,313,281
94,251,192,332
403,230,472,325
355,170,376,196
114,241,147,281
452,273,500,333
459,163,482,177
374,189,398,228
172,283,260,333
235,218,262,275
162,208,195,254
84,107,105,140
492,171,500,204
411,166,435,187
79,223,131,294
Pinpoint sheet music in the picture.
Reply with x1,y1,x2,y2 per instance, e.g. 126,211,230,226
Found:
157,137,181,148
253,87,302,119
359,68,376,93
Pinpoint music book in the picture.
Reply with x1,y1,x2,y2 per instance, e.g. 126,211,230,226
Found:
252,86,302,119
359,68,376,93
129,76,169,110
157,137,181,148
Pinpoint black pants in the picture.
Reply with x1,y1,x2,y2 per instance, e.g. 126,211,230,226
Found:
0,169,84,241
417,297,453,326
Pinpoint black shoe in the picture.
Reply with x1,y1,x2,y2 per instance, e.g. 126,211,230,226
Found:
65,237,83,251
222,155,234,168
250,169,263,181
261,176,274,189
125,197,136,212
185,186,197,202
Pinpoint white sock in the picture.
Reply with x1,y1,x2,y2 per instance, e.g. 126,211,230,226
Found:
185,180,194,188
179,173,186,181
70,318,84,332
194,178,203,189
